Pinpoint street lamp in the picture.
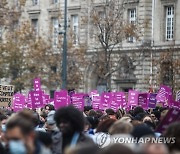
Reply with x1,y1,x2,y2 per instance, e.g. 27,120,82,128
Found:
61,0,67,89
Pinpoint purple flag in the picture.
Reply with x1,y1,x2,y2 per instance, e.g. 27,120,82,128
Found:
128,90,139,107
71,93,85,111
156,107,180,133
138,93,148,109
148,93,157,109
156,85,172,103
54,90,68,109
13,93,26,112
33,78,41,91
31,91,43,109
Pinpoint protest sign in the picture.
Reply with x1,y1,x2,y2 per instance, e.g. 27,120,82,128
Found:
148,93,157,109
54,90,68,109
0,84,14,107
156,107,180,133
138,93,148,109
33,78,41,91
31,91,43,109
128,90,139,107
92,95,101,110
71,93,85,111
156,85,172,103
100,92,112,110
114,92,127,108
13,93,26,112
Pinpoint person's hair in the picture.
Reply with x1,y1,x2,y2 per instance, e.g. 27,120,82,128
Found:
106,109,115,115
96,118,116,133
164,122,180,152
133,107,145,117
109,121,133,135
45,104,55,111
37,131,52,147
65,143,99,154
6,114,34,135
0,114,7,122
98,144,135,154
88,109,97,117
84,106,92,112
54,105,85,132
86,116,99,129
18,109,39,127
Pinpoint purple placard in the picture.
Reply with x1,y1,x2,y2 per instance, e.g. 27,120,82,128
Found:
54,90,68,109
148,93,157,109
13,93,26,112
138,93,148,109
31,91,43,109
71,93,85,111
114,92,127,108
156,107,180,133
92,95,101,110
156,85,172,103
100,92,113,110
128,90,139,107
33,78,41,91
42,94,50,106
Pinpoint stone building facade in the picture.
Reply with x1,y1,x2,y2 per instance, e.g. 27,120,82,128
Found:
20,0,180,93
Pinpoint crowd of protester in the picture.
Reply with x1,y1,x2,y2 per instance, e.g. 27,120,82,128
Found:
0,104,179,154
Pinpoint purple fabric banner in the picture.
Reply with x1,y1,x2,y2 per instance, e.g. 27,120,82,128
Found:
13,93,26,112
100,92,113,110
156,107,180,133
148,93,157,109
54,90,68,109
31,91,43,109
138,93,148,109
156,85,172,103
128,90,139,107
71,94,85,111
33,78,41,91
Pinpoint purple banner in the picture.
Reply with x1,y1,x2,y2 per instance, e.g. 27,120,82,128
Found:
54,90,68,109
138,93,148,109
128,90,139,107
13,93,26,112
33,78,41,91
27,92,33,109
156,107,180,133
148,93,157,109
31,91,43,109
156,85,172,103
42,94,50,106
71,93,85,111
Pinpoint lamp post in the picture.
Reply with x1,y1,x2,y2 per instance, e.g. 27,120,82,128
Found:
62,0,67,89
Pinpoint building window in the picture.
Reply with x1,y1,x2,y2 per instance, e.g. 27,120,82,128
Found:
52,0,58,4
128,8,136,42
32,0,39,5
166,6,174,41
31,19,38,35
52,17,59,46
72,15,79,45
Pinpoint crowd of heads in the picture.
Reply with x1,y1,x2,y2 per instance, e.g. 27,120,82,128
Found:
0,104,179,154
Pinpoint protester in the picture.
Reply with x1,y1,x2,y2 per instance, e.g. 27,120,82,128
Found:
54,106,94,154
5,111,52,154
